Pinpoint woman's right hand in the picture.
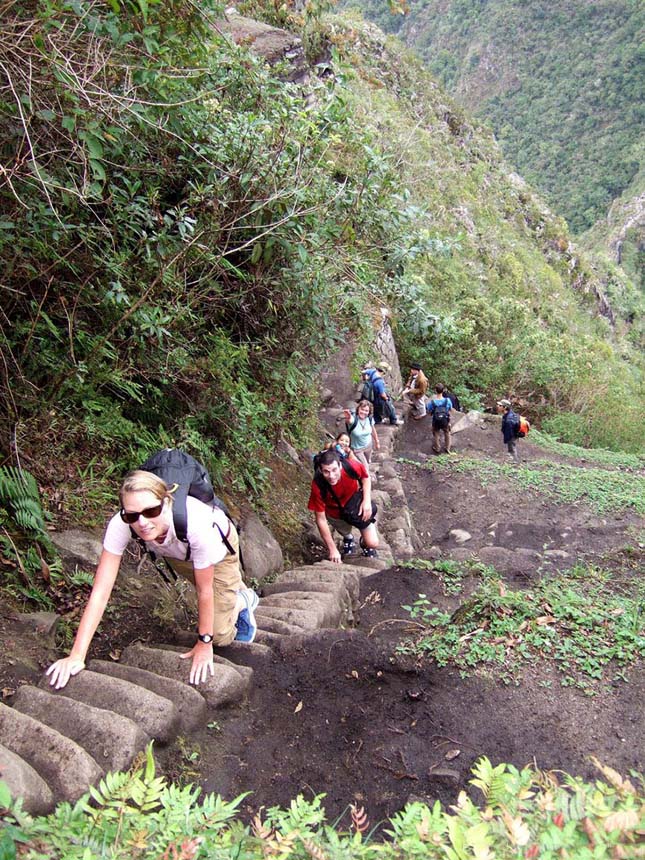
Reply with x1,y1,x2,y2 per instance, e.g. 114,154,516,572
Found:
46,656,86,690
343,409,351,420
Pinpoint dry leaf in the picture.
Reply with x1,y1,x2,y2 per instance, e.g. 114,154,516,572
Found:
109,649,121,661
445,748,461,760
294,701,303,714
40,558,50,582
536,615,556,626
603,809,639,833
501,809,531,846
351,670,359,679
590,756,637,794
498,582,507,597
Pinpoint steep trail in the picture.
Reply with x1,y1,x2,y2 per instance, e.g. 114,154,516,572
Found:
1,389,642,824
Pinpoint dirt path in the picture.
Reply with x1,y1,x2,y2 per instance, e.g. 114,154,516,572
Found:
155,416,644,829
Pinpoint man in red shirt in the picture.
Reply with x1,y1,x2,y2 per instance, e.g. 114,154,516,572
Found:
308,449,379,563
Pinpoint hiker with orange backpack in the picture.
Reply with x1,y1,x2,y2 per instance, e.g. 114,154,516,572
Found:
498,398,523,463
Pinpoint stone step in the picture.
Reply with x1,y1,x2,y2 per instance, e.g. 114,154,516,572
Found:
256,604,324,631
0,702,103,804
343,556,390,571
171,634,273,672
253,615,307,636
88,660,207,733
261,578,353,609
255,629,287,646
38,669,180,744
12,685,149,773
259,592,344,628
145,642,254,684
120,643,249,709
0,742,54,815
279,565,361,600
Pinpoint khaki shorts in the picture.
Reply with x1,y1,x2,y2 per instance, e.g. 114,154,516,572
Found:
165,526,243,646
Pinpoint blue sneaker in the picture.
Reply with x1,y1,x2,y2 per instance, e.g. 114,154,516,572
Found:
235,588,259,643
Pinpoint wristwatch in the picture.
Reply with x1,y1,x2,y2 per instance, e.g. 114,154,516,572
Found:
197,633,213,644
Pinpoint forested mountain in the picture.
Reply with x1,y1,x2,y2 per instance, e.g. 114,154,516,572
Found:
1,0,643,531
350,0,645,239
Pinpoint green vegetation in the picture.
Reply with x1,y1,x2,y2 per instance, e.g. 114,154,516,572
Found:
400,564,644,692
1,746,643,858
406,455,645,514
352,0,645,236
1,0,643,546
529,430,645,470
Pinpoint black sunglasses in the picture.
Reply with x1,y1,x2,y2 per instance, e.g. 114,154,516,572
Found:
120,503,163,524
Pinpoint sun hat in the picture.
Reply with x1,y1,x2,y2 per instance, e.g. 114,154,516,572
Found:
497,398,511,408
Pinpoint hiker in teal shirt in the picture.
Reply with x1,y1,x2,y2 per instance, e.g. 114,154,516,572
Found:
343,399,380,466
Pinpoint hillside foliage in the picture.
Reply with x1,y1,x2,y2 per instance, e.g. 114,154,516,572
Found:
351,0,645,238
1,748,643,859
0,0,643,549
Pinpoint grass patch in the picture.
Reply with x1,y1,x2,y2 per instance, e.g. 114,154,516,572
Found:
402,455,645,514
399,564,645,692
398,558,497,596
530,430,645,469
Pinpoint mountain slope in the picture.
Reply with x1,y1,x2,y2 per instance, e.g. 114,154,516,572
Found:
350,0,645,236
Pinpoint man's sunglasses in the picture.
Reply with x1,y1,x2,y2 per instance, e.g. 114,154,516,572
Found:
120,503,163,524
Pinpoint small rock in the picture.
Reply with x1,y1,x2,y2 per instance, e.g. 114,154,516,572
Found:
449,529,472,544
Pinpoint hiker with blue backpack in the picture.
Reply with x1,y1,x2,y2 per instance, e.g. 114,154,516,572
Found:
343,400,380,466
308,448,379,563
427,384,453,454
46,450,258,690
372,366,404,426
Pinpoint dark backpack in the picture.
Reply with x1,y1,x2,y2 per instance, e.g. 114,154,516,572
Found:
359,379,375,402
431,398,450,430
137,448,235,558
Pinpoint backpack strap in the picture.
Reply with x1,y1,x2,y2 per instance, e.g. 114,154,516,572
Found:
314,458,362,504
213,518,235,556
346,413,359,435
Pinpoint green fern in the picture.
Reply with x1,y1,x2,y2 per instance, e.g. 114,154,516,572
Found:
0,465,49,540
469,757,512,809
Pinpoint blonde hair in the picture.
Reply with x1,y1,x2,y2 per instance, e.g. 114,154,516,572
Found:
119,470,173,507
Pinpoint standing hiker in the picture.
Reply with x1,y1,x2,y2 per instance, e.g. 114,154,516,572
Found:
308,449,379,562
46,466,258,690
443,385,461,412
372,366,403,426
343,399,380,466
401,362,429,420
427,383,453,454
498,398,521,463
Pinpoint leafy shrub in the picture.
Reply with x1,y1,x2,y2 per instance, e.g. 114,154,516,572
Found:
1,747,643,858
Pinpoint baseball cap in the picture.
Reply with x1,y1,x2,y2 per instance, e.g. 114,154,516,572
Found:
497,399,511,408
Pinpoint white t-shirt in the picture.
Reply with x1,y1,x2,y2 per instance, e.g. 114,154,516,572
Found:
103,496,231,569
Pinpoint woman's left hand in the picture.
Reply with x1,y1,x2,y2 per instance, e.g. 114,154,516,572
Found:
180,642,215,685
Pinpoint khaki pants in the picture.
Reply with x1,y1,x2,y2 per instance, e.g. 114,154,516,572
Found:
165,527,243,646
432,426,451,453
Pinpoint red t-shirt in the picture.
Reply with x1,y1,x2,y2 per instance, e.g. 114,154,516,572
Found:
308,460,369,518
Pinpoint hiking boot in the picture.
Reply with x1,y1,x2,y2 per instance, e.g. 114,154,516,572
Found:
342,536,356,557
235,588,259,643
362,547,378,558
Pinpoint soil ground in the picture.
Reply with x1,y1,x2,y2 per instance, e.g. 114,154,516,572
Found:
166,417,643,830
1,410,643,833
